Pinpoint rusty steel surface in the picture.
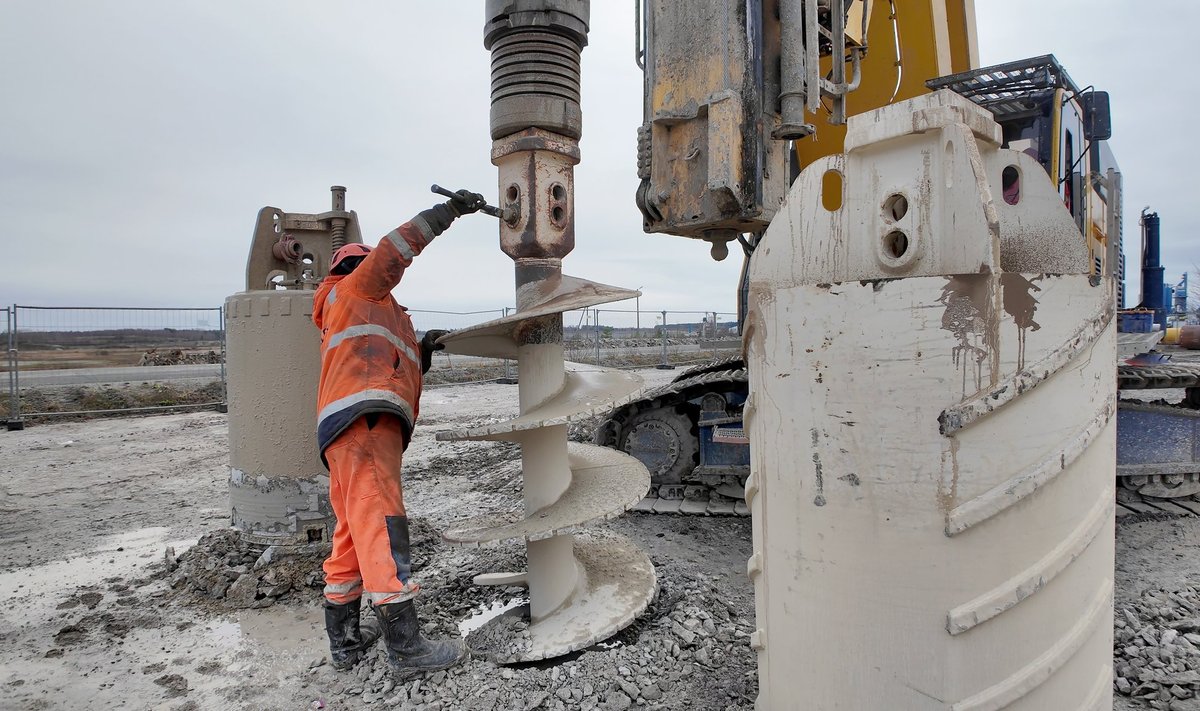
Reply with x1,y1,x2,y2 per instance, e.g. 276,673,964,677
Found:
492,129,580,261
244,186,362,291
1180,325,1200,350
636,0,787,245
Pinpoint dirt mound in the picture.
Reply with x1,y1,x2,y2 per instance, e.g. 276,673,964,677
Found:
166,518,457,613
7,380,224,422
139,349,223,366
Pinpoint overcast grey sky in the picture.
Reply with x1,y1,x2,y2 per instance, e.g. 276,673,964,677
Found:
1,2,1194,322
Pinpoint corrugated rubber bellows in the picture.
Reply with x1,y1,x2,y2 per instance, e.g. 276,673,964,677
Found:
484,0,589,140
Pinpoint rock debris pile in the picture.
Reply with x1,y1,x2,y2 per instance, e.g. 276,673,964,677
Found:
139,348,223,366
310,570,757,711
166,529,327,610
166,520,451,612
1115,583,1200,709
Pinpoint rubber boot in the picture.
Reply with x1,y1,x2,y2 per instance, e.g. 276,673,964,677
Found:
374,599,468,677
324,598,381,671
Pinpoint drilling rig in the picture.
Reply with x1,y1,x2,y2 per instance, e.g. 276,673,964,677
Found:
610,1,1116,708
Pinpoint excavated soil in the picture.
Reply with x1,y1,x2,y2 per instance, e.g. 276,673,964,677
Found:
2,366,1195,709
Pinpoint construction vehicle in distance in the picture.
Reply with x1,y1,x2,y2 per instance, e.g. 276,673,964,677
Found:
598,3,1130,514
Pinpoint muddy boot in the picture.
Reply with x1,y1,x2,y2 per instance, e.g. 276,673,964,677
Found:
324,598,381,671
374,599,468,678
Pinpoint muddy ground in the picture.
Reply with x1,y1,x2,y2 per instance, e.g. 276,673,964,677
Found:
0,366,1187,709
1,368,761,710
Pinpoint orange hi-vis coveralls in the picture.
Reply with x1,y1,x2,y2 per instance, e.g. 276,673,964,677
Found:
312,216,439,606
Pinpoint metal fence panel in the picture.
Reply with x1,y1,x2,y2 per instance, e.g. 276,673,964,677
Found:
558,308,741,367
3,306,20,430
10,306,227,420
1,302,740,425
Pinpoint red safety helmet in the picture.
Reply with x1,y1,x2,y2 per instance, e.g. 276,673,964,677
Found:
330,243,372,272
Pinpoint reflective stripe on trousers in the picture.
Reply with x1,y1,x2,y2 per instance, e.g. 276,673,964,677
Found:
322,414,420,605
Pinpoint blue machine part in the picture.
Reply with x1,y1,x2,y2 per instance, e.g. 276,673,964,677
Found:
698,420,751,467
1119,311,1154,333
696,390,751,470
1118,402,1200,485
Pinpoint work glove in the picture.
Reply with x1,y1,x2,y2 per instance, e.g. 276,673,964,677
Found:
420,329,451,375
418,189,487,238
447,189,487,217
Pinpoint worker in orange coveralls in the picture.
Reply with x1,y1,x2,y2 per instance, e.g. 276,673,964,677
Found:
312,188,485,675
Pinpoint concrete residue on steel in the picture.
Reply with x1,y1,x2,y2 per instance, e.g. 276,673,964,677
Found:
228,469,332,545
438,275,638,360
938,287,1114,436
744,91,1115,708
464,531,657,664
435,364,644,441
946,396,1115,536
442,442,650,546
225,288,331,545
946,489,1113,635
493,130,579,261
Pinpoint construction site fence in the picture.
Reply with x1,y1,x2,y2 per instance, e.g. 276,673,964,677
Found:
416,308,742,386
3,304,739,428
2,305,227,428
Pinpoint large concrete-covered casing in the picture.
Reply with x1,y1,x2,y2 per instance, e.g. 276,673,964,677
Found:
226,290,329,545
226,190,362,546
744,92,1115,709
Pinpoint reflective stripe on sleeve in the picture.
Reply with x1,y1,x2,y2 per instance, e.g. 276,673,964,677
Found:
385,228,417,260
325,324,420,366
411,215,436,245
318,389,416,428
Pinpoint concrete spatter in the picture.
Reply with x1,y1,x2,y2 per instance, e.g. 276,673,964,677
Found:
999,272,1044,373
938,273,1000,399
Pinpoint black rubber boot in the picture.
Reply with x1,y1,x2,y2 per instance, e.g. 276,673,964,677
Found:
375,599,468,678
324,598,381,671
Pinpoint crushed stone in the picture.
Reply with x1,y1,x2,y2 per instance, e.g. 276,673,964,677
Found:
322,566,757,711
1115,582,1200,709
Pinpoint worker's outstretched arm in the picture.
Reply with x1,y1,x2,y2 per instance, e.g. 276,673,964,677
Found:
347,189,486,301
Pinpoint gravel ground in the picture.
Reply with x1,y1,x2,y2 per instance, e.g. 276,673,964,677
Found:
1,364,1195,709
1,367,760,710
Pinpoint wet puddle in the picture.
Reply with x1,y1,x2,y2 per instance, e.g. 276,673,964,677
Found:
458,596,528,637
0,526,194,608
